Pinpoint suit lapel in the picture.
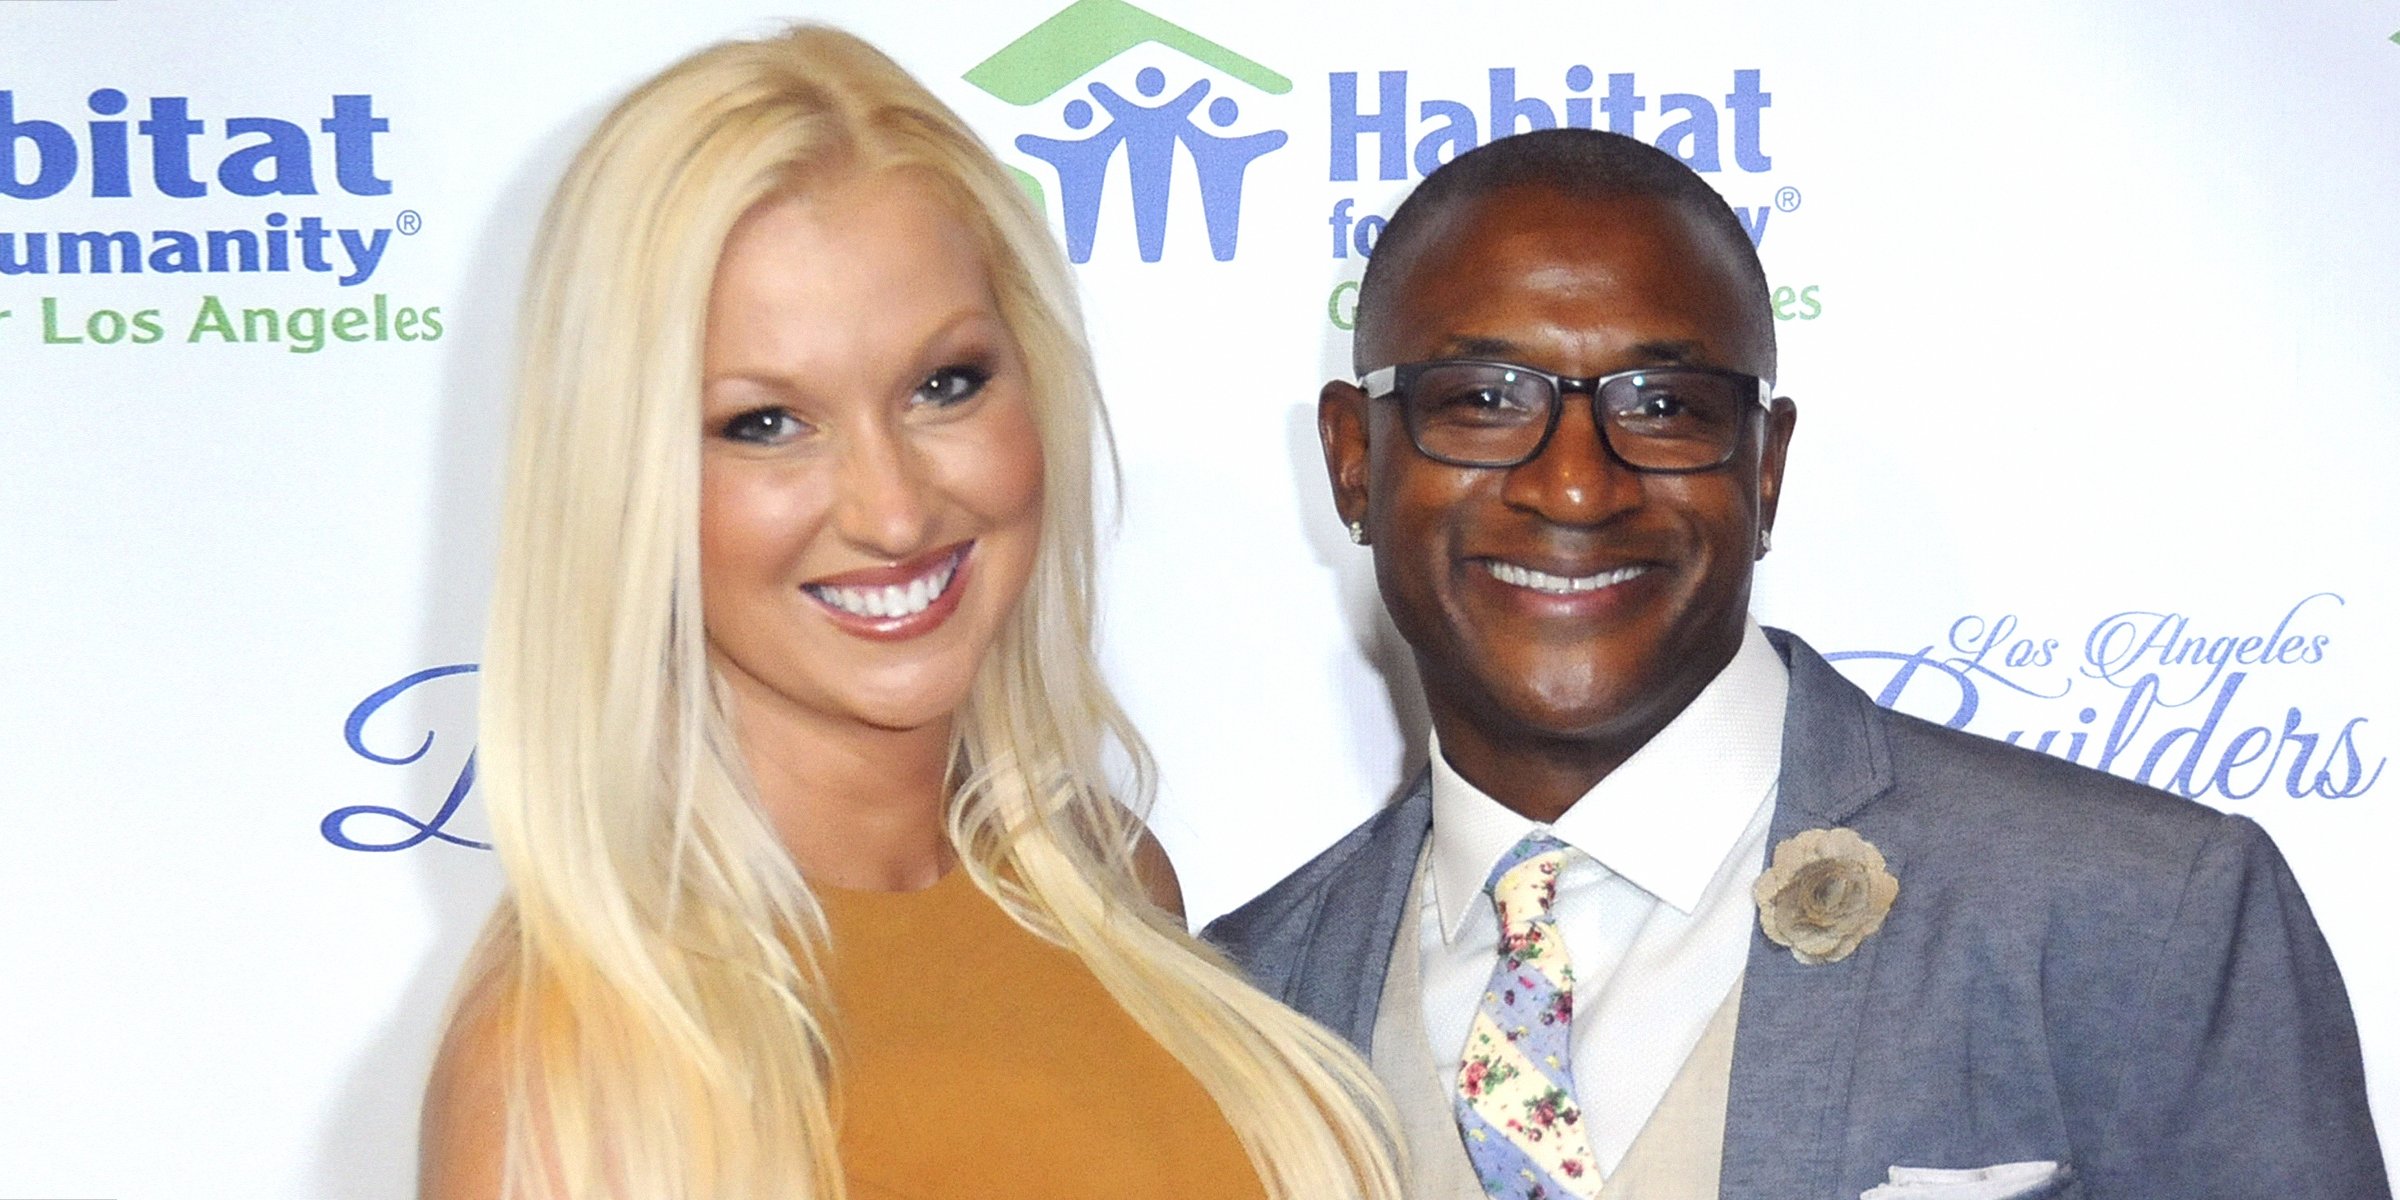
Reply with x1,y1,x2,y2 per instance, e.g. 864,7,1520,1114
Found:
1286,771,1433,1051
1719,631,1896,1200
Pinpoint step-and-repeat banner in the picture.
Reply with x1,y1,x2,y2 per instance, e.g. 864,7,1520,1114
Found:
3,1,2393,1195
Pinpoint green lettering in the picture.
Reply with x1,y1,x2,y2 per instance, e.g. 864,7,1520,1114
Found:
41,297,84,344
87,309,127,345
286,307,328,354
188,295,238,343
241,306,282,344
1327,280,1358,331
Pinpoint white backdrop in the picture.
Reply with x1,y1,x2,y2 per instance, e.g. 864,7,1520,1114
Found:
2,2,2392,1196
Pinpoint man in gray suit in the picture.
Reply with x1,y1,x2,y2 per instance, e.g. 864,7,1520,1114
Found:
1205,129,2388,1200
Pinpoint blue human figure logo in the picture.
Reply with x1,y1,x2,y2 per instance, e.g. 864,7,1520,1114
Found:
1185,93,1285,261
1013,65,1288,263
1014,97,1121,263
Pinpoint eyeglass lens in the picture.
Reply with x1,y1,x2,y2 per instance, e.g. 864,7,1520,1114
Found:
1401,363,1748,469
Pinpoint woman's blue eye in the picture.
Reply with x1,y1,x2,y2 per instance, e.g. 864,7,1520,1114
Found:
916,364,991,408
719,407,807,444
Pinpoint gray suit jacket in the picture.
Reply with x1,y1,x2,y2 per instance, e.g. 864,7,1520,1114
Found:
1206,630,2390,1200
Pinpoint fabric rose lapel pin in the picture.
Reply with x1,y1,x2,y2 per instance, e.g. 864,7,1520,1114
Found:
1752,827,1898,965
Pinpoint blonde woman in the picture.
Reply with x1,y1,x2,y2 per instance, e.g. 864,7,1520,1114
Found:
417,26,1401,1200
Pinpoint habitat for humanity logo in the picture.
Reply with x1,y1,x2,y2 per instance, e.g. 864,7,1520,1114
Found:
1,86,443,353
965,0,1288,262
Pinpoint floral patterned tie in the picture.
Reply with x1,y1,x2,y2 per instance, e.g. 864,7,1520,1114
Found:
1453,832,1602,1198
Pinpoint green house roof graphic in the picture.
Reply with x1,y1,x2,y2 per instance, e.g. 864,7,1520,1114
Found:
965,0,1291,106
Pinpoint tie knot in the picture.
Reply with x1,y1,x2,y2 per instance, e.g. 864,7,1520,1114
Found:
1484,832,1571,927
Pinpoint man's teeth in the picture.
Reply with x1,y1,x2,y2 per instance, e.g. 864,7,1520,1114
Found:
1485,561,1648,595
808,557,959,619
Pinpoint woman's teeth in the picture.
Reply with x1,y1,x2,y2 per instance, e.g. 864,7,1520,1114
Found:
807,556,959,619
1485,560,1648,595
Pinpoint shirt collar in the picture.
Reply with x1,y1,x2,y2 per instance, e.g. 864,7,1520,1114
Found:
1429,620,1790,940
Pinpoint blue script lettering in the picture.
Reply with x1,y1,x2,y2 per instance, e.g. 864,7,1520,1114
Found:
1834,600,2384,802
322,663,488,851
2083,592,2341,702
2102,672,2385,801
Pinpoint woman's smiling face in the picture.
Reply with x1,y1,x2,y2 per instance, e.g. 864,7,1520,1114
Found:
697,171,1045,739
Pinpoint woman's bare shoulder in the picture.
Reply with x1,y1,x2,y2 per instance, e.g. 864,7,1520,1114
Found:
418,956,516,1200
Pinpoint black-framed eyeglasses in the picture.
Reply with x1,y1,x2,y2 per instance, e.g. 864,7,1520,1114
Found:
1359,359,1773,472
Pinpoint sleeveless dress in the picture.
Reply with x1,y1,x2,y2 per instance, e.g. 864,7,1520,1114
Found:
817,866,1268,1200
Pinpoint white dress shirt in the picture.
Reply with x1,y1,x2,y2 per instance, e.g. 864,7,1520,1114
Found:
1419,620,1789,1178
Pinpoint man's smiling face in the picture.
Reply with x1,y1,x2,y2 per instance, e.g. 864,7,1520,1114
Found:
1323,185,1795,805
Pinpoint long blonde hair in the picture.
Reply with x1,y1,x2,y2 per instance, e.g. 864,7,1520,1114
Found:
470,25,1400,1200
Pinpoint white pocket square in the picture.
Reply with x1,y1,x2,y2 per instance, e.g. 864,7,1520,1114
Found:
1860,1160,2068,1200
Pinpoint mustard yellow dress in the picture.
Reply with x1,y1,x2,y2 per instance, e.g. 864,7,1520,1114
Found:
818,866,1268,1200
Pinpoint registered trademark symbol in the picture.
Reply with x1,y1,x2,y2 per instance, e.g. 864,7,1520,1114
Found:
396,210,424,236
1774,187,1802,213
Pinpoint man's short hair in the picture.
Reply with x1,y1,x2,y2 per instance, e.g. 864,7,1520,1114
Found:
1353,128,1775,374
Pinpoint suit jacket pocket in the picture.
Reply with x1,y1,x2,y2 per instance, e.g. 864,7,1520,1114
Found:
1861,1160,2074,1200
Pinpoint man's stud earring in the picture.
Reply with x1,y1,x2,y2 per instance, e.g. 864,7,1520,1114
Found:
1348,520,1368,545
1757,527,1773,555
